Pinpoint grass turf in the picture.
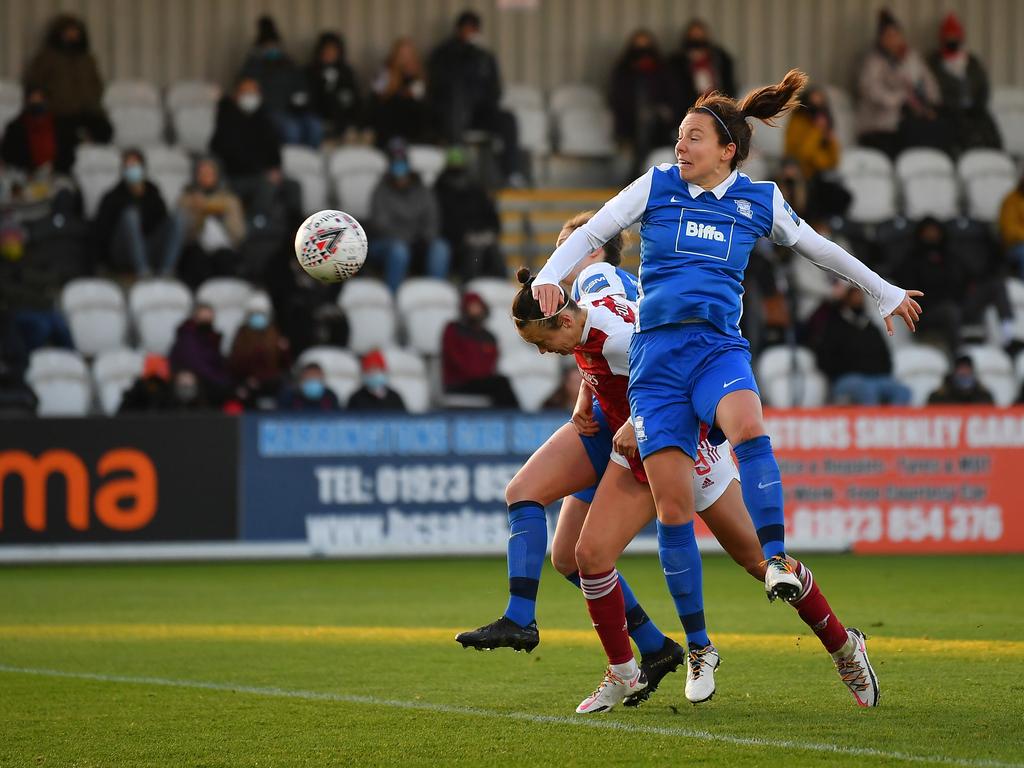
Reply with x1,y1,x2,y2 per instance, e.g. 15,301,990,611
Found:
1,554,1022,767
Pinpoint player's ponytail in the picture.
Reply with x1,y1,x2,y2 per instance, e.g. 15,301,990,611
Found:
690,68,808,169
512,268,578,330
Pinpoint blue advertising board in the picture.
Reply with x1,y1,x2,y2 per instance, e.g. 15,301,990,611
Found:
240,412,570,556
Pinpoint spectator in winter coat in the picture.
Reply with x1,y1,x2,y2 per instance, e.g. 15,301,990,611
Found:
168,303,231,404
277,362,341,412
23,14,111,146
228,294,290,409
369,37,433,148
0,84,76,174
441,291,518,407
367,141,450,292
667,19,737,115
307,32,363,141
999,175,1024,278
434,147,504,280
609,29,674,176
927,13,1001,153
929,355,995,405
812,286,911,406
783,87,851,222
118,354,173,413
239,16,321,148
347,350,407,411
177,156,247,287
92,148,186,276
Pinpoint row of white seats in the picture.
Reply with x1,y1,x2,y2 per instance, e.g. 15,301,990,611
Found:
758,342,1022,407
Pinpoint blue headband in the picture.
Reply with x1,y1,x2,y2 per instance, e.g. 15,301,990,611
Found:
699,106,734,144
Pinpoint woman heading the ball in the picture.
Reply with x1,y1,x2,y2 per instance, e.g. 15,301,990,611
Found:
531,71,922,621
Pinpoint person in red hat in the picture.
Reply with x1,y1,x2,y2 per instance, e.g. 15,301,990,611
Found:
441,291,518,408
927,12,1001,152
347,349,406,411
119,354,173,413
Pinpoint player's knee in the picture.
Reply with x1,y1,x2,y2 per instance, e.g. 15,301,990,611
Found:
653,496,695,525
574,537,613,573
731,422,768,446
550,549,577,577
504,473,528,505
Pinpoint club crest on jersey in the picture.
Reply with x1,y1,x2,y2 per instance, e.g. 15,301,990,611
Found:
634,416,647,442
675,207,735,261
735,199,753,219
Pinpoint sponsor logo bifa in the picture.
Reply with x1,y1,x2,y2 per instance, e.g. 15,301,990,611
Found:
0,449,157,532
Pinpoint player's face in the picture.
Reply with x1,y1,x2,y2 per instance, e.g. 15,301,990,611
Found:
518,313,581,355
675,113,734,185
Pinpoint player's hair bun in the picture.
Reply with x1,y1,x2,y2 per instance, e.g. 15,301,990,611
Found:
516,267,533,285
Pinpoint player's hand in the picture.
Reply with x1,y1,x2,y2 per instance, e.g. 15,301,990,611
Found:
885,290,924,335
532,283,562,317
613,422,638,459
572,400,599,436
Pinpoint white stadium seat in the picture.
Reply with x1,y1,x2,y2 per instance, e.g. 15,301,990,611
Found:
555,107,615,157
465,277,520,351
337,277,397,355
103,80,160,109
739,154,769,182
282,145,328,215
171,104,216,154
962,345,1016,407
396,278,460,355
498,347,560,412
756,346,827,407
502,84,544,111
61,278,128,357
0,79,20,134
72,145,122,219
956,149,1017,222
992,86,1024,112
509,105,552,156
791,258,834,321
550,84,603,112
895,148,959,219
892,344,949,406
824,84,856,148
110,104,164,147
196,277,254,352
144,145,191,207
129,279,193,355
92,348,145,415
382,347,431,413
750,115,788,160
644,147,677,168
990,87,1024,157
166,81,220,112
328,146,388,221
408,145,446,187
298,346,361,404
837,148,897,224
957,148,1017,181
26,349,92,416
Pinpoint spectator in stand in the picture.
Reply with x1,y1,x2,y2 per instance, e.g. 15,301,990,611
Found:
743,239,795,355
118,354,173,413
266,255,348,355
228,294,291,410
307,32,363,142
240,16,321,148
434,146,504,280
347,350,407,411
277,361,341,412
23,14,111,147
667,19,737,115
609,29,674,176
428,11,522,185
543,367,584,410
177,156,247,287
811,285,911,406
0,84,76,174
369,37,433,148
856,9,947,158
92,148,185,277
367,140,450,292
784,86,851,222
774,157,808,218
927,12,1001,153
169,368,214,411
928,354,994,405
441,291,518,407
0,312,36,415
999,173,1024,278
210,76,300,224
168,303,231,405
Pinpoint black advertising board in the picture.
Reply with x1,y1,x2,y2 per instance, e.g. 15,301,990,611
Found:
0,415,238,543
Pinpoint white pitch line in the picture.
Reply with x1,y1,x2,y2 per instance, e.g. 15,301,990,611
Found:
1,665,1020,768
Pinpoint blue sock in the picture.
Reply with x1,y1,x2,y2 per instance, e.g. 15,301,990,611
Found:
503,501,547,627
657,520,710,648
566,570,666,656
733,435,786,559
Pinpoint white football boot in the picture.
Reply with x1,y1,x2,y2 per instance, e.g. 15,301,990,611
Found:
764,555,802,602
684,644,720,703
575,667,648,714
832,628,880,707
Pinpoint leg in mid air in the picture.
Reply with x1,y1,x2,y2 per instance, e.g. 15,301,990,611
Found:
698,477,880,707
455,423,595,652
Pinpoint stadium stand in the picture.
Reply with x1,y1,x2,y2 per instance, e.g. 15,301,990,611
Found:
836,147,897,224
337,277,398,355
297,346,361,405
892,344,950,406
195,277,254,353
92,347,145,415
60,278,128,357
396,278,460,356
128,279,193,355
894,148,960,220
756,346,828,408
26,348,92,416
327,146,388,220
498,346,560,412
282,144,329,215
381,346,431,413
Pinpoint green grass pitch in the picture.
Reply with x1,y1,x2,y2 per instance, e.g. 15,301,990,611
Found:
1,554,1022,767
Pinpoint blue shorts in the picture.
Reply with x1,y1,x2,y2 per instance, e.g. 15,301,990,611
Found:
573,398,613,503
628,323,759,461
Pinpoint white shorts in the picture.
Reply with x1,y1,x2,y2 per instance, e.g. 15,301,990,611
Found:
692,440,739,512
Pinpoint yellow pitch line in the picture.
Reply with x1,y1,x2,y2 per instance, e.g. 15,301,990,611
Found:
0,623,1021,656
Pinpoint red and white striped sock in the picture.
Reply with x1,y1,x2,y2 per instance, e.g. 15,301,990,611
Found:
580,569,634,666
791,561,849,654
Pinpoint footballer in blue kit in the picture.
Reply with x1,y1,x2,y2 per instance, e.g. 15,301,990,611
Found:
533,70,923,624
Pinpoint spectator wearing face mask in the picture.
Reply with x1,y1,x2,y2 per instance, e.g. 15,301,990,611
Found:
169,369,213,411
441,291,518,408
177,156,247,287
609,30,674,177
783,86,852,223
0,84,76,174
929,355,994,405
367,140,450,292
927,13,1001,152
307,32,363,142
667,19,737,115
434,146,504,280
228,294,291,409
347,350,407,411
92,148,186,277
277,362,341,411
240,16,322,148
168,303,231,405
119,354,173,413
369,37,433,148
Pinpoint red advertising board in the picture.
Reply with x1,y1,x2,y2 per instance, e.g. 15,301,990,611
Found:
724,407,1024,554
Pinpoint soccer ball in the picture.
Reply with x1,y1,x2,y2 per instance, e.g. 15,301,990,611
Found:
294,209,368,283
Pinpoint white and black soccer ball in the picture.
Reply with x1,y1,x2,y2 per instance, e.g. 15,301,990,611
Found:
294,209,368,284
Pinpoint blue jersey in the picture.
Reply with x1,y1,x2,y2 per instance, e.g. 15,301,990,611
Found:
570,264,639,303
